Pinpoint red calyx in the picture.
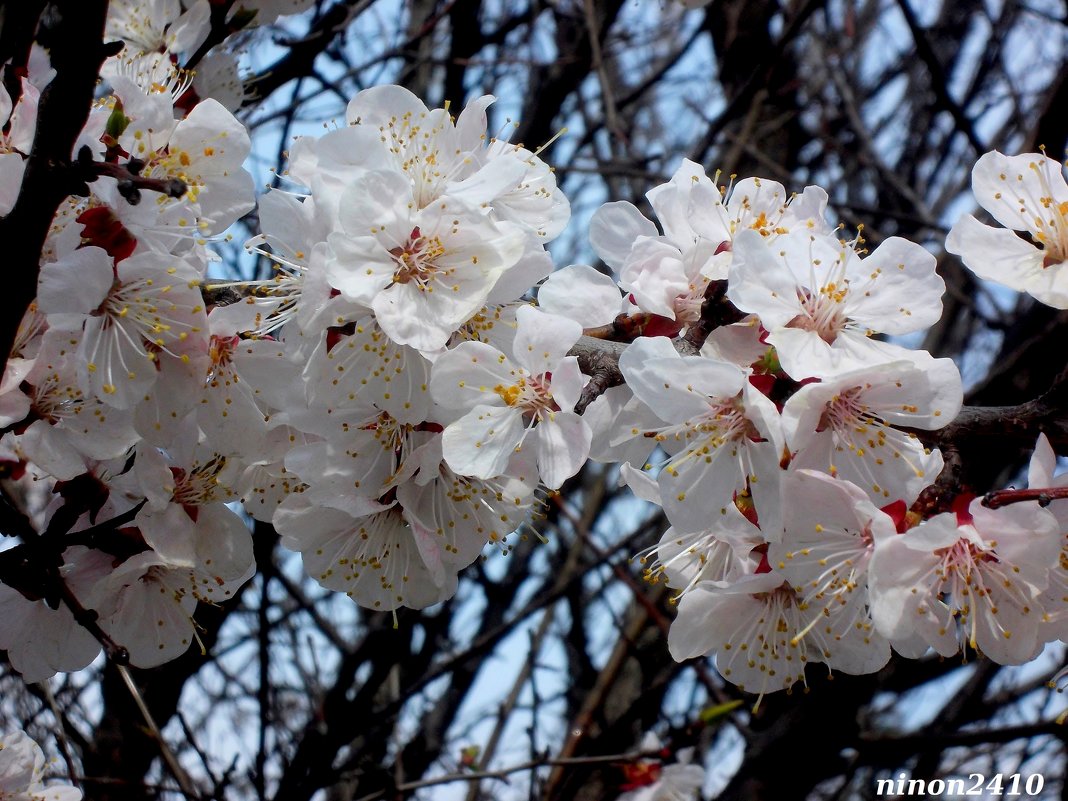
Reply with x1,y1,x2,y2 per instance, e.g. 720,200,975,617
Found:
752,543,772,573
879,499,909,533
619,762,662,790
325,322,357,352
77,206,137,263
952,493,976,526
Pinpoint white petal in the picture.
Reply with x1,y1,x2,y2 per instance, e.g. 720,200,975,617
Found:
588,201,657,270
727,229,804,327
537,264,622,327
513,305,582,375
845,237,944,334
441,404,524,479
619,336,745,421
37,246,114,315
535,411,591,489
430,340,517,409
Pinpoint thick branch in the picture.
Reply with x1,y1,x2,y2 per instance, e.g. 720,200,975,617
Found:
0,1,110,374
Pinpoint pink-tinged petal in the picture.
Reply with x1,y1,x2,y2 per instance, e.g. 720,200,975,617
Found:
14,421,90,481
700,319,767,366
971,594,1041,664
899,512,964,551
584,385,664,466
289,126,388,214
768,326,918,380
670,574,811,696
0,80,11,126
659,440,749,534
588,201,658,270
137,503,199,567
168,0,211,53
779,469,892,546
618,238,689,318
858,356,962,430
0,582,100,682
537,264,623,327
780,381,826,453
98,553,198,669
741,381,784,451
667,585,726,661
787,185,830,231
187,504,255,596
744,441,785,541
764,326,833,381
6,78,39,152
535,411,590,489
724,177,789,231
276,497,456,611
79,314,158,409
441,404,524,479
171,98,251,166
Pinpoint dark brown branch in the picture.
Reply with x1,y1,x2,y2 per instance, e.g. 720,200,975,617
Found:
79,154,188,204
982,486,1068,510
0,0,111,376
859,718,1066,757
573,336,628,415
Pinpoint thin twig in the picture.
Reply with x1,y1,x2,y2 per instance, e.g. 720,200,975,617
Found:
116,665,200,800
39,681,79,784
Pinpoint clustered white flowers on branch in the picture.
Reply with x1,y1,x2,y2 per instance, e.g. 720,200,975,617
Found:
1,0,1068,719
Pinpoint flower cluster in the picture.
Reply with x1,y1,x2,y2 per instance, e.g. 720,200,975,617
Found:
576,159,1068,698
1,0,1067,711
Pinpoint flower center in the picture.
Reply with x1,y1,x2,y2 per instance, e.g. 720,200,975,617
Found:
820,386,868,430
788,284,849,343
493,373,556,420
31,372,82,424
389,226,447,288
1037,199,1068,267
207,334,237,375
170,455,228,507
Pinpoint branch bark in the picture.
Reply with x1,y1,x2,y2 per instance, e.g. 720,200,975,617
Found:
0,0,110,374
